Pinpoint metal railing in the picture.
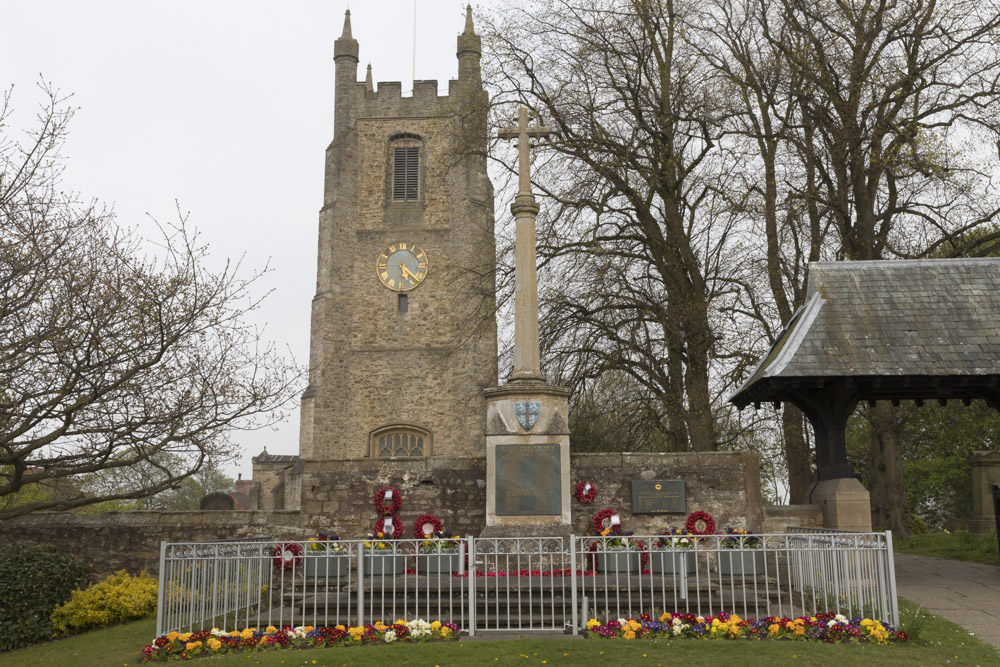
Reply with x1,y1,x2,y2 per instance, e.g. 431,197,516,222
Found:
156,531,898,637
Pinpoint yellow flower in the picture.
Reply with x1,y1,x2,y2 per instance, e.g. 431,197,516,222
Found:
207,638,222,651
374,622,387,632
768,623,780,636
395,619,408,626
178,632,192,642
601,528,611,536
441,626,452,637
240,628,254,639
185,641,202,650
623,630,636,640
430,621,442,631
335,624,346,632
166,631,179,642
229,630,241,637
265,625,278,634
659,612,671,622
304,626,314,633
627,619,641,631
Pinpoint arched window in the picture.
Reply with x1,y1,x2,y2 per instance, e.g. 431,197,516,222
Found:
391,137,421,202
370,425,430,458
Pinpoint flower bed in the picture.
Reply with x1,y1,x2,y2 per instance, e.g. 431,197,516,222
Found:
142,619,459,661
586,611,906,644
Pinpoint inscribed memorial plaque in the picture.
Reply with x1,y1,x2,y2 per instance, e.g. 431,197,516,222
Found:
631,480,685,514
495,443,561,516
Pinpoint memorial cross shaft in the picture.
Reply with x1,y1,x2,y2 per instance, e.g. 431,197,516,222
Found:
498,107,552,382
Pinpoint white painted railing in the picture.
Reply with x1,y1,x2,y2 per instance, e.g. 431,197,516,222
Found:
155,531,898,637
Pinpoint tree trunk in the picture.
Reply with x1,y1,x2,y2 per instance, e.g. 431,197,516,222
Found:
782,405,813,504
868,402,909,536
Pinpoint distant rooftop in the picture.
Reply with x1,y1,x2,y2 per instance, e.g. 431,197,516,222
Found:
255,451,299,464
731,258,1000,408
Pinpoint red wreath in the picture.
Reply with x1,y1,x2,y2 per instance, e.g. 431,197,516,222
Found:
574,481,597,503
272,542,303,570
374,514,404,539
374,485,402,515
685,511,716,535
414,513,443,537
592,508,623,535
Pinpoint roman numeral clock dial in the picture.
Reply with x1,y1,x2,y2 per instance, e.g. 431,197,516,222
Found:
376,241,428,291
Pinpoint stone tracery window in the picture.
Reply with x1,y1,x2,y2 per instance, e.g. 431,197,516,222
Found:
371,425,429,458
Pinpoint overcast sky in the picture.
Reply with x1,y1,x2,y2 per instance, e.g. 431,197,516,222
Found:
3,1,496,480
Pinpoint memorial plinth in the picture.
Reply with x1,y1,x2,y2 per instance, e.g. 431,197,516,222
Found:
483,382,572,535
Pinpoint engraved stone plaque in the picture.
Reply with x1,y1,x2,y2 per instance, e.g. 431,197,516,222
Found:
495,443,562,516
631,480,685,514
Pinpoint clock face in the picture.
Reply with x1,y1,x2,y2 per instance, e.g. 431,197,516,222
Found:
376,241,428,291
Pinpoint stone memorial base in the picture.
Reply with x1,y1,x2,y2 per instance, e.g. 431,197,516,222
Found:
810,477,872,532
483,381,572,534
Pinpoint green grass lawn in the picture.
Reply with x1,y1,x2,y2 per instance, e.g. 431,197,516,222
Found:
3,600,997,667
895,531,1000,566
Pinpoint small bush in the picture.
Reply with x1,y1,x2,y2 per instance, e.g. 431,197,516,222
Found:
0,542,90,651
51,570,158,636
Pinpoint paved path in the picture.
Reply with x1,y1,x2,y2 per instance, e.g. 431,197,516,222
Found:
894,553,1000,647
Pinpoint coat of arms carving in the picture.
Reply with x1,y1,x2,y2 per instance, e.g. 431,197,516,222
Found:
514,400,541,430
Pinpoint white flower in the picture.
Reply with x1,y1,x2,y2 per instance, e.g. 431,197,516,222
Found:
384,630,396,643
672,626,682,636
617,618,628,626
672,618,683,626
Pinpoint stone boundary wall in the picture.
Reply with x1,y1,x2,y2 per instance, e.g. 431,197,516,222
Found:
0,451,762,578
0,510,305,580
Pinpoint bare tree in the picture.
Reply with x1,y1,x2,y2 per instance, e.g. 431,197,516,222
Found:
0,84,302,519
484,0,746,451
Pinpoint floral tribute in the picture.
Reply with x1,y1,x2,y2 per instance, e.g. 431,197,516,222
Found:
592,508,622,535
419,531,461,553
585,611,906,644
413,513,443,537
685,510,716,535
271,542,303,570
720,527,762,550
654,527,694,549
141,619,460,661
365,530,398,551
373,515,403,539
574,481,597,503
374,485,402,515
307,533,346,552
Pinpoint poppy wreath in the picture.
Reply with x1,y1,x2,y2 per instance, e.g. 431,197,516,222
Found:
574,481,597,503
685,510,716,535
374,514,404,539
592,508,622,535
272,542,303,570
373,485,402,515
414,513,443,538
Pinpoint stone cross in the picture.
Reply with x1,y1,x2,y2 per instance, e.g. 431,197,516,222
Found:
498,107,551,382
498,106,553,197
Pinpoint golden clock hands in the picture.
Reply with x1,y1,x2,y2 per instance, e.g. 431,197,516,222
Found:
400,264,418,281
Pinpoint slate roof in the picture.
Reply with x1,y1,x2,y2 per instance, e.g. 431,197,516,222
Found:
731,258,1000,408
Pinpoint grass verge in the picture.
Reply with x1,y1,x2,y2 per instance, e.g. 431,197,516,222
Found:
3,599,997,666
895,531,1000,566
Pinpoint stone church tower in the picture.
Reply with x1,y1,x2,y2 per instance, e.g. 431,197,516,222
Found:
242,9,498,519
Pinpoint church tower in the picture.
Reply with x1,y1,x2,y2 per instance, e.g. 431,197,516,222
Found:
296,8,497,507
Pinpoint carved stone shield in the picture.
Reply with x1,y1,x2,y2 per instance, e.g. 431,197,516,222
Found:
514,400,541,430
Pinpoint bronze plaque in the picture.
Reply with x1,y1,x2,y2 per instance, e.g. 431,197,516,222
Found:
631,480,685,514
495,443,562,516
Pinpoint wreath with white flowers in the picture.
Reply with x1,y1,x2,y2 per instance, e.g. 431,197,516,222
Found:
272,542,303,570
414,513,443,537
374,485,402,515
374,514,404,539
574,481,597,503
685,510,716,535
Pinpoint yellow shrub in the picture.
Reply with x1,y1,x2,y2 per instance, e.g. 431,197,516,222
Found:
50,570,158,636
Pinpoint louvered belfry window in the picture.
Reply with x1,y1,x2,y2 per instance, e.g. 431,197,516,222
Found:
393,146,419,201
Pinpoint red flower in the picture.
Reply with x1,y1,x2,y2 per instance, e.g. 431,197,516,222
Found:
374,485,402,514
